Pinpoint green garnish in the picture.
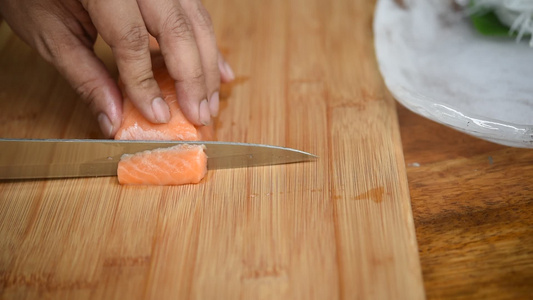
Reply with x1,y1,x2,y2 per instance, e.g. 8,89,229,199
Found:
470,10,512,36
467,0,532,45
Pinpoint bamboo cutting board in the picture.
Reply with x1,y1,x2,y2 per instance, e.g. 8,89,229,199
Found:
0,0,425,299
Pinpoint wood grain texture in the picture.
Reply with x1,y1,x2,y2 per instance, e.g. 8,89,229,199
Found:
398,105,533,300
0,0,425,299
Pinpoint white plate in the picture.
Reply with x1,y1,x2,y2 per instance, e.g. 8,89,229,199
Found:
374,0,533,148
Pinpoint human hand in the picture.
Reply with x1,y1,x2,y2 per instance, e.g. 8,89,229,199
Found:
0,0,234,137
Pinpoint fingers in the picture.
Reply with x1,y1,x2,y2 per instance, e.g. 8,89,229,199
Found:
43,34,123,137
2,0,123,138
81,0,170,124
70,54,123,138
23,2,123,138
81,0,233,128
139,0,215,125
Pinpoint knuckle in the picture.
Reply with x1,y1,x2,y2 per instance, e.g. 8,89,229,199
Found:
37,34,77,64
207,67,221,86
176,67,205,87
162,9,194,41
114,25,149,54
74,78,101,112
127,70,156,90
35,35,61,63
191,70,205,83
191,4,214,33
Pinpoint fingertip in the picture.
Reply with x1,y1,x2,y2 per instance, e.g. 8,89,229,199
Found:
151,97,171,123
97,84,123,138
209,91,219,117
97,102,122,138
97,113,115,138
199,99,211,125
123,82,169,124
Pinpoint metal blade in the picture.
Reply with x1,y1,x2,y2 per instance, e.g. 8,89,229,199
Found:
0,139,317,179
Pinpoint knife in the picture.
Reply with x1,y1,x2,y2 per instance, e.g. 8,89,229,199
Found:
0,139,317,180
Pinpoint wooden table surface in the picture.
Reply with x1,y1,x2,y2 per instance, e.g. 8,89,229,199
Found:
397,105,533,300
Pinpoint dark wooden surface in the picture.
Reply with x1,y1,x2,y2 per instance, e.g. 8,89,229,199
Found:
397,104,533,299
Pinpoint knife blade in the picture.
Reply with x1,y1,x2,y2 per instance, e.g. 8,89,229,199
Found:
0,139,317,179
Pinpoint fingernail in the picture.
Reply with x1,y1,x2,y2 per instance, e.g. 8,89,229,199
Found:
152,97,170,123
97,113,114,138
199,99,210,125
209,91,219,117
224,61,235,81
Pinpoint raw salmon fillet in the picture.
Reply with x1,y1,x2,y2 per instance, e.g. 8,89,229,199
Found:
117,144,207,185
114,55,213,141
115,54,212,185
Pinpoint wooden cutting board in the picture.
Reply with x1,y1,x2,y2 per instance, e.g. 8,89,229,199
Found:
0,0,425,299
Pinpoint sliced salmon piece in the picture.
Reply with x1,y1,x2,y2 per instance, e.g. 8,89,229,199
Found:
114,55,214,141
117,144,207,185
